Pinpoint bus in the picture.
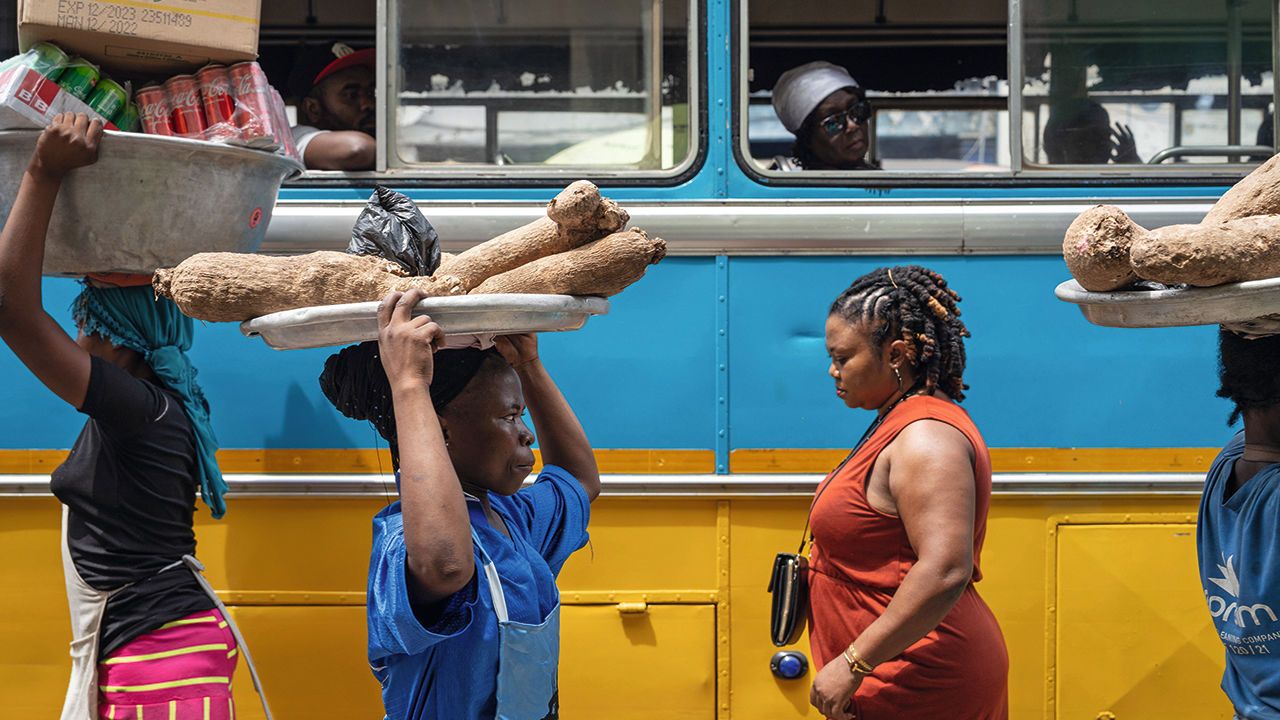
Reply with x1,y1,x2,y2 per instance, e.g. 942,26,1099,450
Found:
1,0,1271,717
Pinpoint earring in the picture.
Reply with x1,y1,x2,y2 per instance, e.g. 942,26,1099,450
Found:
893,366,903,390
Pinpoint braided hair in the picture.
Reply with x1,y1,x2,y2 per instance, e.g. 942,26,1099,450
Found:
1216,329,1280,425
828,265,971,402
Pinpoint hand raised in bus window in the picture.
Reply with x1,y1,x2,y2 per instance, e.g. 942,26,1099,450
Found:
1044,100,1142,165
1110,123,1140,165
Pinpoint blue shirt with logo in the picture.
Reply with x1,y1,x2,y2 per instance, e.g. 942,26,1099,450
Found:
1199,432,1280,720
366,466,590,720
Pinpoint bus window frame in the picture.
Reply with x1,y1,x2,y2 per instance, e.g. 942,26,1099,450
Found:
283,0,709,187
732,0,1280,188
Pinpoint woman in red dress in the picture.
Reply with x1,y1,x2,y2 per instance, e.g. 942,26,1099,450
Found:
807,266,1008,720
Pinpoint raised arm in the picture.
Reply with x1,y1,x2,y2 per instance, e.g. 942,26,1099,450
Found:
496,334,600,501
0,113,103,408
810,419,976,720
378,288,476,606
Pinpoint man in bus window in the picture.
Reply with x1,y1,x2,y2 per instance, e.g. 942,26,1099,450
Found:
1042,99,1141,165
770,61,880,172
290,43,376,171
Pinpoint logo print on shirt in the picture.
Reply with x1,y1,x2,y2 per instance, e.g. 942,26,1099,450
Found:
1210,555,1242,597
1206,555,1279,628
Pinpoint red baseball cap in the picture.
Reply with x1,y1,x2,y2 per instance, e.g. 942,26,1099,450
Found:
313,47,375,87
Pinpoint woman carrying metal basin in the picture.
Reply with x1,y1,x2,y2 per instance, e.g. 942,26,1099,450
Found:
0,114,267,720
318,287,600,719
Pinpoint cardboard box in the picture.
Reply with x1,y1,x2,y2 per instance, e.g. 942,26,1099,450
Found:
0,65,117,130
17,0,261,75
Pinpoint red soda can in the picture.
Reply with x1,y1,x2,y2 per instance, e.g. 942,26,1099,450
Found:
135,84,175,136
164,74,207,138
229,62,279,144
196,64,238,140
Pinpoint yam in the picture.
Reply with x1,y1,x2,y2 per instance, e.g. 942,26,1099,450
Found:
1129,215,1280,287
469,228,666,296
153,251,460,322
1203,153,1280,224
1062,205,1145,291
437,181,629,291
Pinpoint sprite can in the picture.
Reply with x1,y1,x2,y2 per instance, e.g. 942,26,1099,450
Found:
86,78,128,123
113,102,140,132
57,57,99,101
22,42,70,80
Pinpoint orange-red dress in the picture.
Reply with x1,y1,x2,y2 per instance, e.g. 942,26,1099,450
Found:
808,395,1008,720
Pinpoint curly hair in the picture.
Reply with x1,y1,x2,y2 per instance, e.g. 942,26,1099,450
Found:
829,265,971,401
1217,329,1280,425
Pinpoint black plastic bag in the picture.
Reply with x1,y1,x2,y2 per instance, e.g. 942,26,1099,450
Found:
347,185,441,276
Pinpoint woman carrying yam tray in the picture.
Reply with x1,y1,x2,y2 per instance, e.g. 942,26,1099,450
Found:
0,114,266,719
1061,155,1280,719
318,288,600,720
1198,330,1280,720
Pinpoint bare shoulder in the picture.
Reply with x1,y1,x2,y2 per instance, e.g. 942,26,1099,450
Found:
892,418,975,466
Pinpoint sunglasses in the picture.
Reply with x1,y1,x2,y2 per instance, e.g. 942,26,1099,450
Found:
818,100,873,136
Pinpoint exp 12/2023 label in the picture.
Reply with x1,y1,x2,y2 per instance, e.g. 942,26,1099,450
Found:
55,1,195,36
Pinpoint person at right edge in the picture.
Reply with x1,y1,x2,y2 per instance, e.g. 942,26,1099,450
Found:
319,288,600,719
1198,330,1280,720
807,266,1009,720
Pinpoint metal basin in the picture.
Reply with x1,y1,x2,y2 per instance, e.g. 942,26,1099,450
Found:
241,294,611,351
0,130,303,276
1055,277,1280,328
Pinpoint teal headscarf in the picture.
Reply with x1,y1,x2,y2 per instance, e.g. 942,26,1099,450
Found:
72,284,227,519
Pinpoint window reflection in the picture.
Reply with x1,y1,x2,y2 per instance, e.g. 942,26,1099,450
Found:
1022,0,1274,165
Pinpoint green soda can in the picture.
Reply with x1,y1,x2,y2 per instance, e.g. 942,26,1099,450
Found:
56,57,99,101
22,42,69,80
86,78,128,123
113,102,140,132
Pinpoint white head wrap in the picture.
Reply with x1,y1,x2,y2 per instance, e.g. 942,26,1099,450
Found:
771,61,860,133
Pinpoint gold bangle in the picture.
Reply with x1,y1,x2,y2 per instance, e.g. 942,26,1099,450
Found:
843,645,875,676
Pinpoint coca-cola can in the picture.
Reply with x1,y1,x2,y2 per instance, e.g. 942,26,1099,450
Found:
196,64,237,133
135,84,175,136
229,62,279,145
164,74,207,138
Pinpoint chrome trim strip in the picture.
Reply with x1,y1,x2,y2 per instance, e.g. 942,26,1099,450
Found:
264,199,1216,255
0,473,1205,497
1008,0,1024,175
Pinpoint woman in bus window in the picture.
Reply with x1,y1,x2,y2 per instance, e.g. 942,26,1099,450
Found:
0,114,242,719
1197,329,1280,720
807,266,1008,720
771,61,880,172
319,288,599,720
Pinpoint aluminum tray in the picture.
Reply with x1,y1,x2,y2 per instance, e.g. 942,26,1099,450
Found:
1054,277,1280,328
241,294,611,351
0,130,303,276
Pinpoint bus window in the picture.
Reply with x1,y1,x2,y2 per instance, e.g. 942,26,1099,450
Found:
1021,0,1275,167
744,0,1011,174
391,0,695,173
259,1,377,173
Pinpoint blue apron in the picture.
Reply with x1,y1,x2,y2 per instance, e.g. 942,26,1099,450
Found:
472,526,561,720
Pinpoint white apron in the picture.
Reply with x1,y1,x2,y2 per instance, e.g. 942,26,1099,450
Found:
472,527,561,720
57,506,274,720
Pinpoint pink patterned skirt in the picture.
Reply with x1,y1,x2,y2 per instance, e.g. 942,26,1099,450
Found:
97,608,239,719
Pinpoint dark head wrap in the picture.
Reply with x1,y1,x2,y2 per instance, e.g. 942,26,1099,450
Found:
319,341,502,458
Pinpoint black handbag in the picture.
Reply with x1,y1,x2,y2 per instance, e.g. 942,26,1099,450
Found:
768,549,810,647
766,389,918,647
